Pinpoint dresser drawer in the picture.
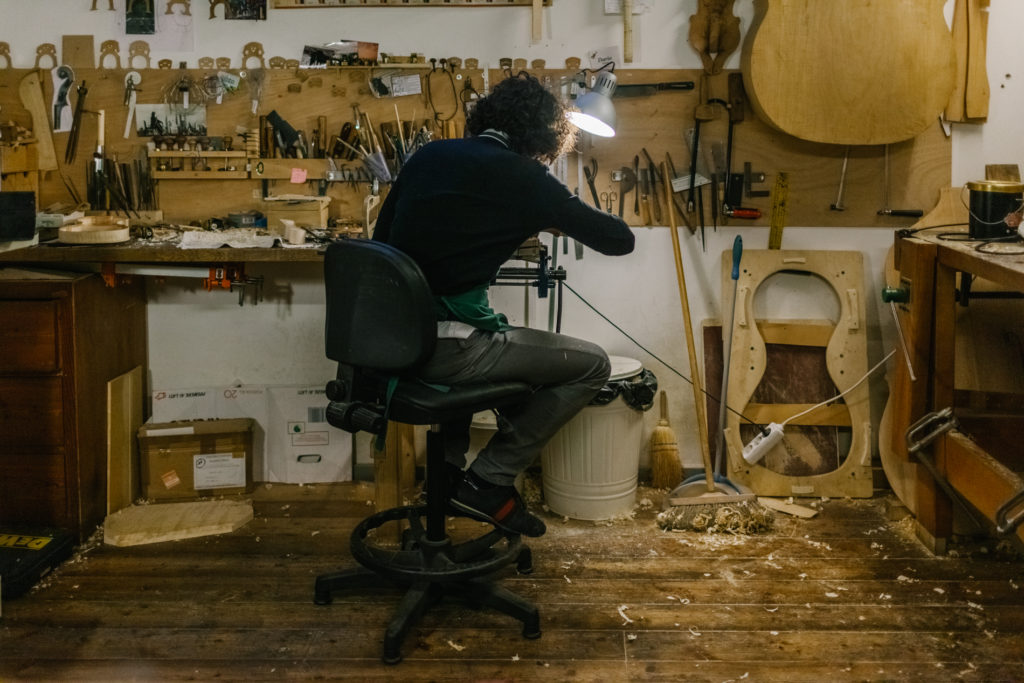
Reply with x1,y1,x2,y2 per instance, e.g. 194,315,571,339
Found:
0,377,64,448
0,451,68,525
0,299,60,374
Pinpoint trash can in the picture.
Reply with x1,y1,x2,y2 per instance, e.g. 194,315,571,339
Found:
541,356,653,520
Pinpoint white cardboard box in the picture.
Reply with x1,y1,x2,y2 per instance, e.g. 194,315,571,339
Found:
150,387,217,422
267,385,352,484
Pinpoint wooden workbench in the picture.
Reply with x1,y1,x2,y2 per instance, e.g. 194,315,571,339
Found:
0,241,325,265
890,227,1024,552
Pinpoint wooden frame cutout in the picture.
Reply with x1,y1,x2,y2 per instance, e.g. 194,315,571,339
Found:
722,249,873,498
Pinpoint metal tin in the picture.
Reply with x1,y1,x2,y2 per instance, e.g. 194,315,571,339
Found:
966,180,1024,239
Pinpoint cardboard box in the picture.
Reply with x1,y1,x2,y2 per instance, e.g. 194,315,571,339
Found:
267,386,352,484
151,387,218,422
215,385,269,482
138,418,254,501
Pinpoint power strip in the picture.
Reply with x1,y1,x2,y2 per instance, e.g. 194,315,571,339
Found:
742,422,785,464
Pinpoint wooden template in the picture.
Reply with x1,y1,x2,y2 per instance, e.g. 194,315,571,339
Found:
721,249,873,498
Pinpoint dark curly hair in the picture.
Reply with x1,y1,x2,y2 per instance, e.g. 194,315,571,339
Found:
466,72,574,164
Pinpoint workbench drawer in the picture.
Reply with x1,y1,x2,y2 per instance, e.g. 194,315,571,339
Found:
0,300,60,374
0,377,64,448
0,452,68,525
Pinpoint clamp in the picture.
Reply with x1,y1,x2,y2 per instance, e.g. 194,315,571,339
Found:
905,408,985,531
996,489,1024,536
203,264,264,306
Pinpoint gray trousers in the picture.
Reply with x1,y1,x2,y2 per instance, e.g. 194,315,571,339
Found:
417,327,611,487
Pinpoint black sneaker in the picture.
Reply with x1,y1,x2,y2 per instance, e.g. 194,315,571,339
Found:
450,472,546,537
445,462,465,496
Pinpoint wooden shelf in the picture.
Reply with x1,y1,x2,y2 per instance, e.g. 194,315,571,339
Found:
0,243,326,264
149,151,249,158
152,170,249,180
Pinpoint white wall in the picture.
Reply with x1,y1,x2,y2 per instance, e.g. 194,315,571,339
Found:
3,0,1021,469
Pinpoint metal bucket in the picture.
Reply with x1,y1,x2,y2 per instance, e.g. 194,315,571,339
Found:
966,180,1024,239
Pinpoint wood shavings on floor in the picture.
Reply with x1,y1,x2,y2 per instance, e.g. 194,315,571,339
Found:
656,499,775,534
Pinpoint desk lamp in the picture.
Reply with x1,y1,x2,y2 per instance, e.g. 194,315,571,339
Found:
567,65,617,137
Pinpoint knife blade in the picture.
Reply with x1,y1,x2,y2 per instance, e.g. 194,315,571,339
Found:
613,81,695,98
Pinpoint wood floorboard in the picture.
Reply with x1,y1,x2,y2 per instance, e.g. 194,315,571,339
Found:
1,483,1023,681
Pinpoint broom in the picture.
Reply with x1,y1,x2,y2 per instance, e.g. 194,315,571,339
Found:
650,390,682,489
654,163,772,534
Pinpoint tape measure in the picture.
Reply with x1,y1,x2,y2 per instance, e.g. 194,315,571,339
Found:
768,171,789,249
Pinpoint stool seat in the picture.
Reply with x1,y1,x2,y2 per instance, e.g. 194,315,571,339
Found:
330,373,532,427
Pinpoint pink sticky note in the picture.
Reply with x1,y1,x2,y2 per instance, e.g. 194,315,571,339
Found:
290,167,307,183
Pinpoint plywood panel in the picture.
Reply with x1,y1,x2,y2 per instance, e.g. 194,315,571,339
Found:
107,365,143,515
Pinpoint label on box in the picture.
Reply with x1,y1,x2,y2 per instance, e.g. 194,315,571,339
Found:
161,469,182,489
193,453,246,490
292,430,329,447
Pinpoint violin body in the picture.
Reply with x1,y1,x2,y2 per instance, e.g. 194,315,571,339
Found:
741,0,955,145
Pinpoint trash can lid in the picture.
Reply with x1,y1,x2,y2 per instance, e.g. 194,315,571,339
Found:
608,355,643,382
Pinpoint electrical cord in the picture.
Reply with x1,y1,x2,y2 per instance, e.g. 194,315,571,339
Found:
915,222,1024,254
564,281,897,434
780,349,896,427
563,281,760,428
425,58,458,126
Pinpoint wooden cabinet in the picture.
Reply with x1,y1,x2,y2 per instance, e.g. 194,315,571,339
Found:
0,269,147,541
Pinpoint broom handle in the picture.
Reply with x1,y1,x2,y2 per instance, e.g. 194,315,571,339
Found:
662,163,715,493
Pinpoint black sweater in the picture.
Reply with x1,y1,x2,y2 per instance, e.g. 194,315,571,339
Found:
372,135,635,296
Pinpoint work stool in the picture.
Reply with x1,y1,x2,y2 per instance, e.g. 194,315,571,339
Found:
314,238,540,664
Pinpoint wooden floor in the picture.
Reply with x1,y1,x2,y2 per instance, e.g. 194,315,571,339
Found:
2,481,1023,682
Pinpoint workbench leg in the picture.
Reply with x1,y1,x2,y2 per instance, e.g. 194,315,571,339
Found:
913,261,959,551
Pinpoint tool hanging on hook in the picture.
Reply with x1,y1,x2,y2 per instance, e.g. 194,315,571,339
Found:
830,146,850,211
877,144,923,218
65,81,89,165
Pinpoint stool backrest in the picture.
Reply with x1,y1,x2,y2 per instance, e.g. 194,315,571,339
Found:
323,239,436,372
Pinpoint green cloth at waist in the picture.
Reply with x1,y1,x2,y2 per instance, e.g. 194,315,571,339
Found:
435,284,510,332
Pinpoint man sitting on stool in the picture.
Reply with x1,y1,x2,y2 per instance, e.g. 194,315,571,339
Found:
372,73,635,537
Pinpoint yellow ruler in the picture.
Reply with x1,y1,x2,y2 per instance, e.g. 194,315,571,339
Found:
768,171,789,249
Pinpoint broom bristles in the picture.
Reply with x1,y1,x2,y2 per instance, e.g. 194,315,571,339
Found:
650,420,682,489
650,392,682,489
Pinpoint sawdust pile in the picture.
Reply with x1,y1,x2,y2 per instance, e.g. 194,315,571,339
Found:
657,500,775,534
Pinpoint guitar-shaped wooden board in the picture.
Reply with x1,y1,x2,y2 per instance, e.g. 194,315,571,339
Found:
741,0,956,145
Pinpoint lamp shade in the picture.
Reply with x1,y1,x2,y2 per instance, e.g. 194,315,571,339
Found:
567,70,617,137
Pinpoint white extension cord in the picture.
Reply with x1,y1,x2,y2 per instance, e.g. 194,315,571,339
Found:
739,349,897,465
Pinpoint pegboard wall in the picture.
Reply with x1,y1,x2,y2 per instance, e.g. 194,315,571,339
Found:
0,56,951,229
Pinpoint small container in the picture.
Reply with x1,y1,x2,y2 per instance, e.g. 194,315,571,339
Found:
966,180,1024,239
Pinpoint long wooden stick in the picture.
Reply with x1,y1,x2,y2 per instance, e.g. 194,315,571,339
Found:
623,0,634,63
662,162,714,493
